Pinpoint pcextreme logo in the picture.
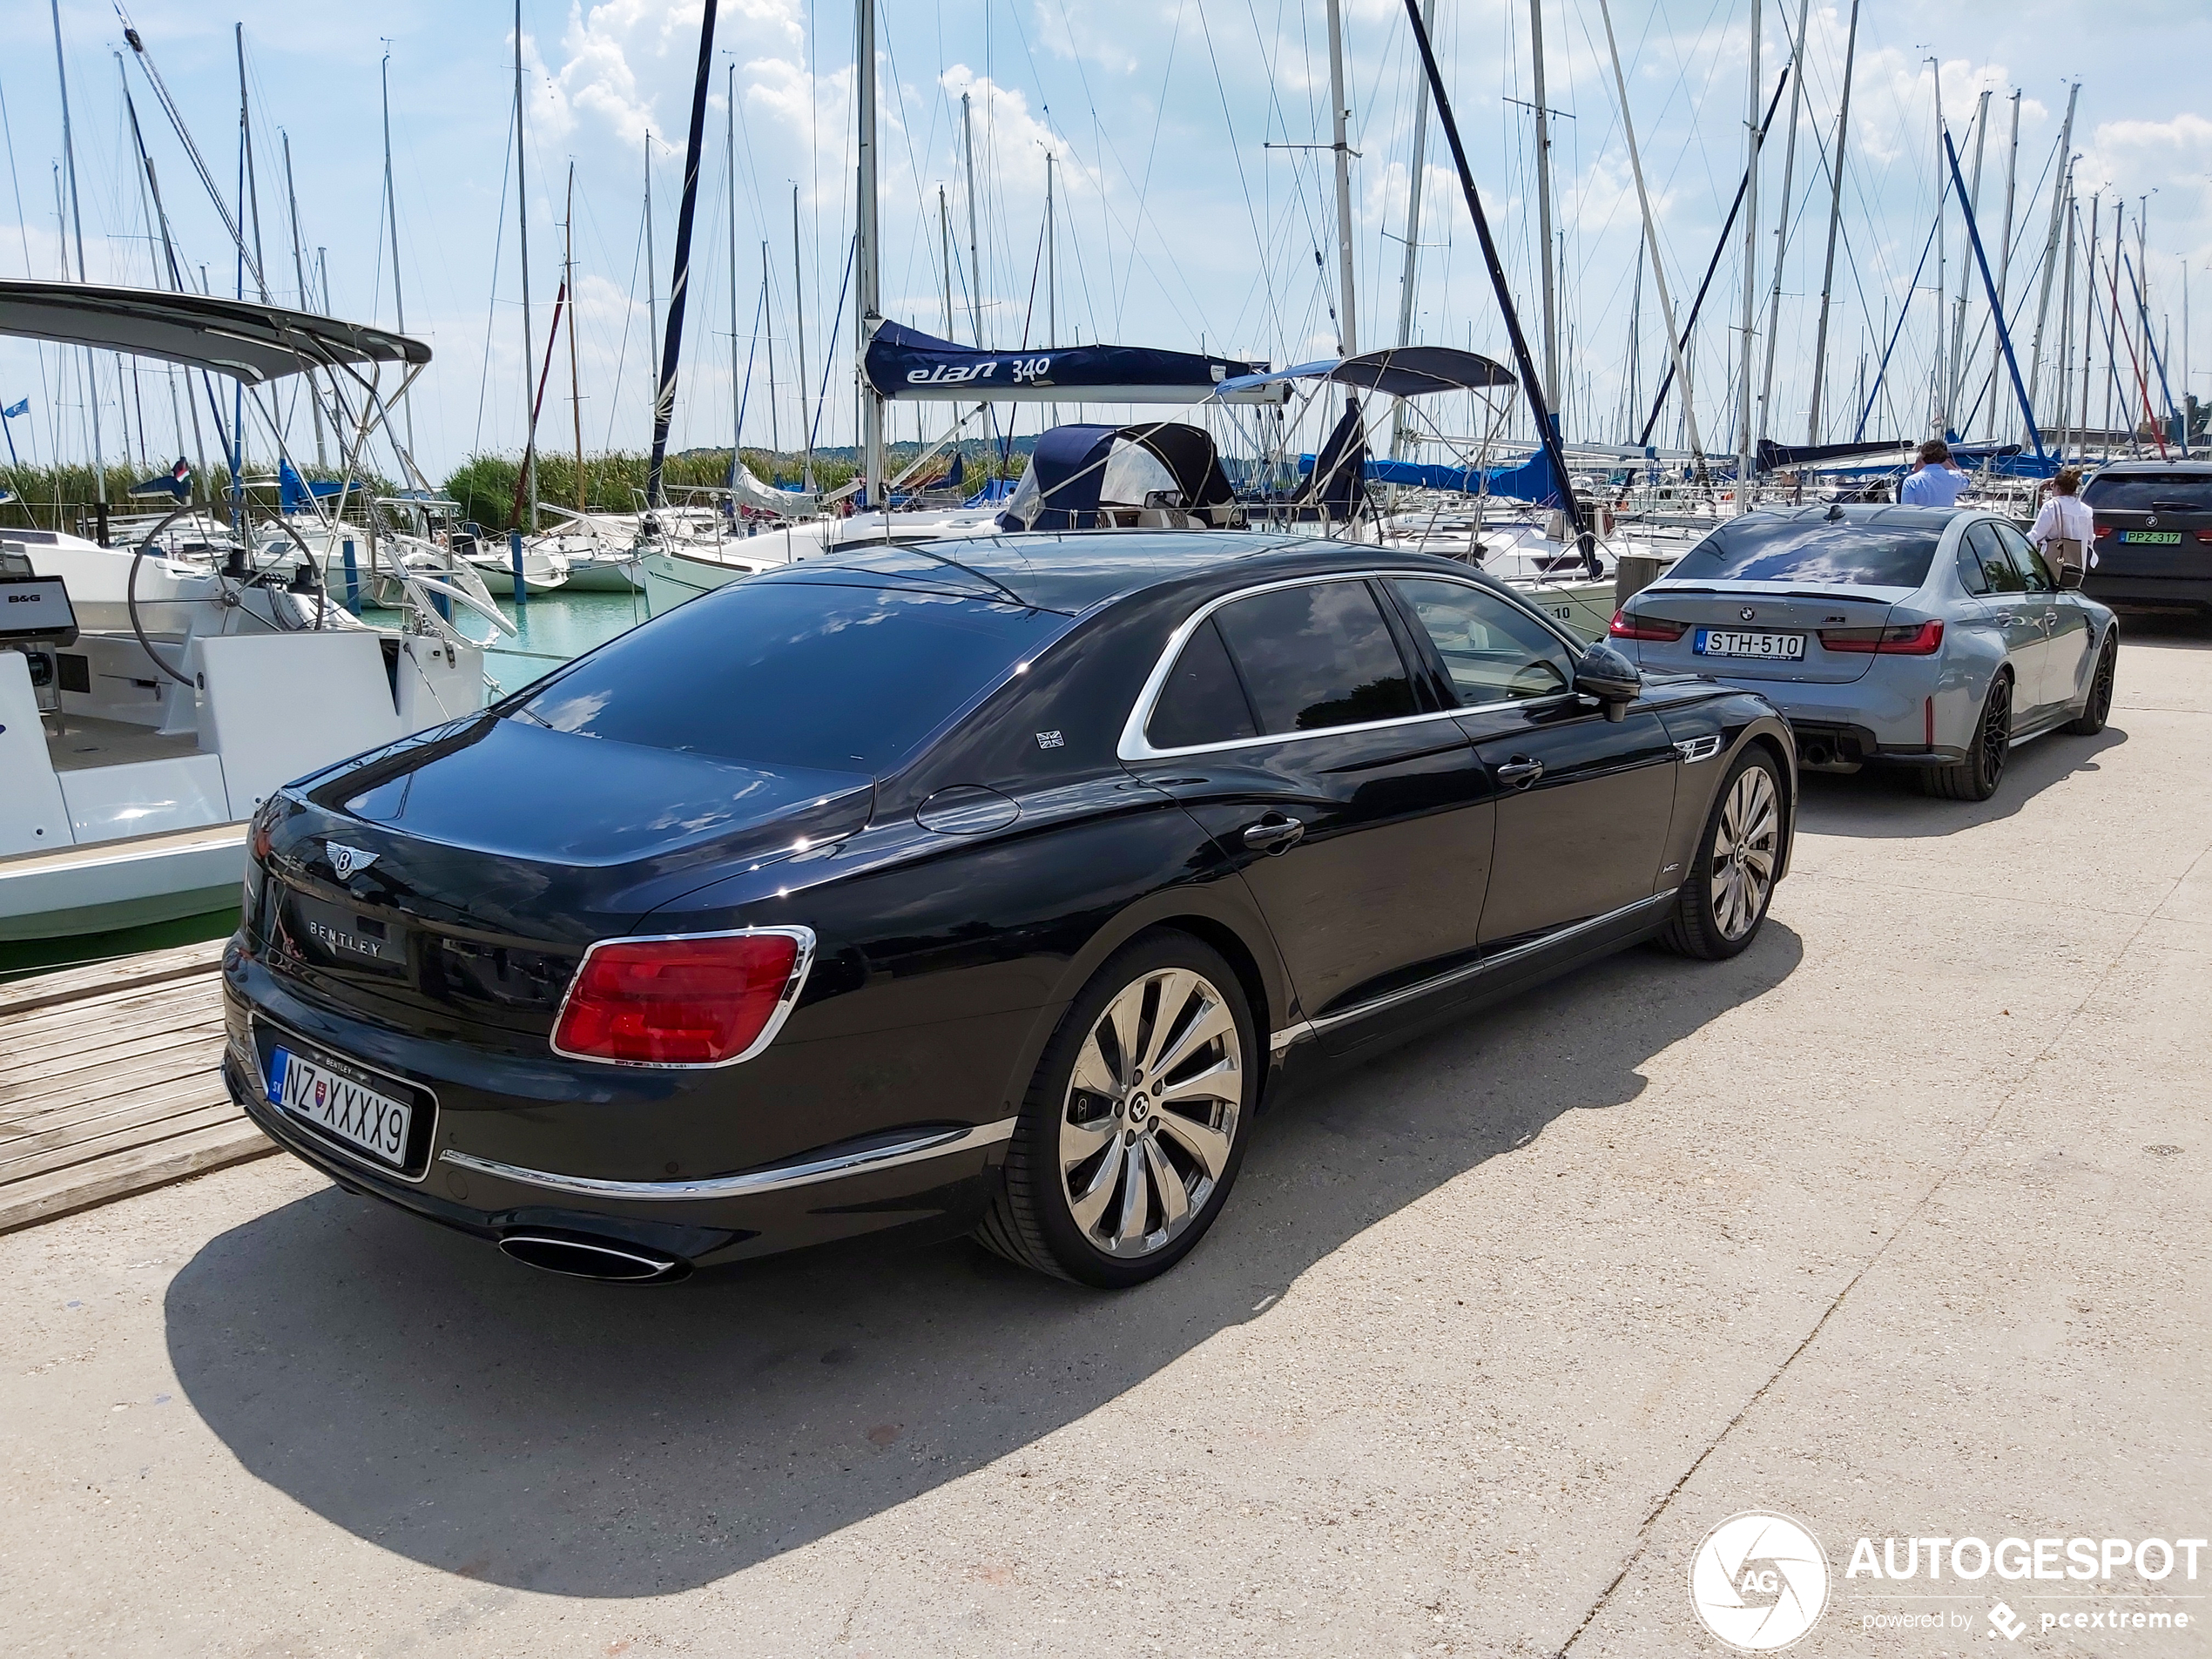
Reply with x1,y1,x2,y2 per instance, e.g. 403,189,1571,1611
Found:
1689,1512,1831,1651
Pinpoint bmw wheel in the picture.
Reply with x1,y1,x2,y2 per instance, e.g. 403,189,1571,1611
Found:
978,931,1255,1287
2065,632,2118,736
1657,747,1785,961
1920,673,2011,801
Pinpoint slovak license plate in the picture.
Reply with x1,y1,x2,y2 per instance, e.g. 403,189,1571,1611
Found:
266,1041,414,1169
2122,530,2181,544
1696,629,1806,661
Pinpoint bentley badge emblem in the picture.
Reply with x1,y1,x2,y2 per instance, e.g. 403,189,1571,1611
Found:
1739,607,1757,621
327,842,379,880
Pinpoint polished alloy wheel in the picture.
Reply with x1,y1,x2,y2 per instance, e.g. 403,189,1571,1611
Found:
1710,765,1780,940
1060,968,1243,1258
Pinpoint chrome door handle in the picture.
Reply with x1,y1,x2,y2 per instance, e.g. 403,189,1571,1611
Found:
1494,758,1546,788
1241,814,1305,853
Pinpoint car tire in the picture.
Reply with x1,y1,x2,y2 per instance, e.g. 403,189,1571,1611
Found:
1656,746,1785,961
976,930,1257,1288
1919,673,2011,801
2064,631,2118,736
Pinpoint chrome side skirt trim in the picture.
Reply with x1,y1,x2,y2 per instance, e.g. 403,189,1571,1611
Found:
1267,892,1676,1054
437,1117,1017,1203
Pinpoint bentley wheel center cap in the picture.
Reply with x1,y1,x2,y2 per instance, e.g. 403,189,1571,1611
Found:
1129,1093,1151,1124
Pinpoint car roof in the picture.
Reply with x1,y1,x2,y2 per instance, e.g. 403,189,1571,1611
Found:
1727,502,1963,533
2087,458,2212,476
751,529,1506,616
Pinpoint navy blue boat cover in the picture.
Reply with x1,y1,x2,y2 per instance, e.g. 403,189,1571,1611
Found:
865,320,1276,404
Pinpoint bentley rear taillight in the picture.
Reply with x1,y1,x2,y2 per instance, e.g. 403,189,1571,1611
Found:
552,928,814,1066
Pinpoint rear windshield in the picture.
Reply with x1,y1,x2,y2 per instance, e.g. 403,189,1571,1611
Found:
1666,519,1941,589
515,580,1068,771
2080,474,2212,512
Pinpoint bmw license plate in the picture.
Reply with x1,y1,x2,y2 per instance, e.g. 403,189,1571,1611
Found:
1696,629,1806,661
2122,530,2182,544
266,1040,415,1169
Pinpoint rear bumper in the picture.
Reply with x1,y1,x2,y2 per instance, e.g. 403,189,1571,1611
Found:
1784,720,1966,770
2080,572,2212,609
221,956,1023,1272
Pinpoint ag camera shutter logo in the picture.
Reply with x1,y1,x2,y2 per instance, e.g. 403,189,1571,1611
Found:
1689,1512,1831,1650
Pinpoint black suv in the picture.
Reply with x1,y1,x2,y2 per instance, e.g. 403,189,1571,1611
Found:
2081,459,2212,615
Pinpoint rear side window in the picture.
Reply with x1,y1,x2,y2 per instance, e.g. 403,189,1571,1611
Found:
1211,580,1418,734
1145,618,1258,749
1961,523,2020,594
516,580,1068,771
1387,577,1575,705
1669,520,1941,589
2080,474,2212,512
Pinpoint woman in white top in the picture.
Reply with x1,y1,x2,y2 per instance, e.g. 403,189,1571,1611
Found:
2027,468,2094,577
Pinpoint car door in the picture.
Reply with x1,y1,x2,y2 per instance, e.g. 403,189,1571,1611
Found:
1960,520,2051,716
1381,576,1678,946
1120,576,1498,1031
1995,520,2092,718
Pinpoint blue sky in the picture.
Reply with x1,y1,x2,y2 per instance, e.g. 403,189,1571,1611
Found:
5,0,2211,482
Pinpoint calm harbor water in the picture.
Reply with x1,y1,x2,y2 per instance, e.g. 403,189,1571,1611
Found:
0,588,656,981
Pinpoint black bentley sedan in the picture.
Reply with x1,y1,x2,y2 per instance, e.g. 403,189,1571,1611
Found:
222,533,1795,1287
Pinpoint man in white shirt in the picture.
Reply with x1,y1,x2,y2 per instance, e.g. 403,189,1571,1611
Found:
2027,468,2094,577
1899,439,1971,508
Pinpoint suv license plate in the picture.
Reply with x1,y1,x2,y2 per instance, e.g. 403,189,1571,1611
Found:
2122,530,2182,544
267,1042,414,1169
1696,629,1806,661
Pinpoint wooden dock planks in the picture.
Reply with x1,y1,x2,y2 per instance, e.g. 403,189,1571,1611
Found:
0,939,273,1234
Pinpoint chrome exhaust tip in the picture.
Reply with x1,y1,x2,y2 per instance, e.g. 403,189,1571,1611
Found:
497,1231,687,1283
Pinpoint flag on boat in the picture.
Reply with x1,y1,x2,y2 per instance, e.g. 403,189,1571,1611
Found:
1,397,28,419
864,320,1282,405
127,456,192,501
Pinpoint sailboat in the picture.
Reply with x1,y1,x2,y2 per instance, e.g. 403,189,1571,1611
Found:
0,280,489,941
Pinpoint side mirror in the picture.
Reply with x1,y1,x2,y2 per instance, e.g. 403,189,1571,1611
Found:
1573,643,1643,721
2059,563,2085,590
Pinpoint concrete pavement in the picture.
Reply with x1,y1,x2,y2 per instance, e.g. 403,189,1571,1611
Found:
3,623,2207,1658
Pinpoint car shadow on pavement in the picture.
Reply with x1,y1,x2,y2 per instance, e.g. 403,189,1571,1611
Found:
165,924,1802,1599
1796,725,2127,839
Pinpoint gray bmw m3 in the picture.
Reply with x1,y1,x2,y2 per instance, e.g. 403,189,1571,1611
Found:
1609,504,2118,800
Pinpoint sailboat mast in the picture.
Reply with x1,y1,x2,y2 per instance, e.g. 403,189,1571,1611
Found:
726,64,740,490
1947,91,1990,428
1756,0,1810,446
568,163,583,509
510,8,537,530
1805,0,1859,444
49,0,105,520
1527,0,1556,410
1984,89,2021,442
792,185,812,489
961,92,983,346
1325,0,1358,354
644,136,658,406
381,49,416,462
280,131,327,467
763,241,779,455
643,0,722,509
1597,0,1707,467
2025,84,2080,429
1735,0,1761,509
1930,57,1946,435
855,0,883,509
1392,0,1440,459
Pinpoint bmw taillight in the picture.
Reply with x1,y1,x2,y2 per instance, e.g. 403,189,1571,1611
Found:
1817,620,1946,655
551,928,814,1066
1609,610,1688,642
